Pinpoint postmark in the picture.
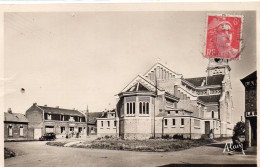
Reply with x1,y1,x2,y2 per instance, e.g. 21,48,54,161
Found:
205,14,243,60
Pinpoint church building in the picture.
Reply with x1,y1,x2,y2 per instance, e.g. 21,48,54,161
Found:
115,58,233,139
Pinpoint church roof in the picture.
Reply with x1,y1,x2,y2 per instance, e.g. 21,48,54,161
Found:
4,112,29,123
184,75,224,87
198,95,221,103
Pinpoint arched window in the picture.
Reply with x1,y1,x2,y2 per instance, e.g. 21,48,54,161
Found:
212,111,214,118
139,102,142,114
146,103,149,114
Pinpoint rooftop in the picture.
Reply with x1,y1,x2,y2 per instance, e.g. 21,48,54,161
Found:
4,112,29,123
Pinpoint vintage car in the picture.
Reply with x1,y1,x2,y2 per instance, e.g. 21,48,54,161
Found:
39,133,56,141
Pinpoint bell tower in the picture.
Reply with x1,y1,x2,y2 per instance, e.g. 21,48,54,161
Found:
207,58,231,76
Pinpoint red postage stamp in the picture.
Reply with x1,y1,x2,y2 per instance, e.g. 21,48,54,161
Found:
205,14,243,60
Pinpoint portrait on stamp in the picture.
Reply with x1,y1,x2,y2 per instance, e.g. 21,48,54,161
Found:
205,15,243,60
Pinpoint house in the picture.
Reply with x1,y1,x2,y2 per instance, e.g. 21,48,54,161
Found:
96,109,119,137
87,112,104,135
115,58,233,140
25,103,87,139
4,108,29,141
241,71,257,147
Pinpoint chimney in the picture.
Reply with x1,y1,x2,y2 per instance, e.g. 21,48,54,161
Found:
8,108,12,114
44,105,47,107
33,103,37,106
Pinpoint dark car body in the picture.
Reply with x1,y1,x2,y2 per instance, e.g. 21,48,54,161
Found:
39,133,56,141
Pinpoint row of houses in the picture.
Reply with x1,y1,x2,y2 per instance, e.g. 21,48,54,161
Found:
4,60,257,146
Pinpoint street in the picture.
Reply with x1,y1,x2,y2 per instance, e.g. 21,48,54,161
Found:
4,140,256,167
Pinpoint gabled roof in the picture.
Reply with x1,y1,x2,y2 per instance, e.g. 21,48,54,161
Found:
126,82,151,92
4,112,29,123
241,71,257,83
143,62,182,79
184,75,224,87
198,95,221,103
38,105,85,117
120,75,164,94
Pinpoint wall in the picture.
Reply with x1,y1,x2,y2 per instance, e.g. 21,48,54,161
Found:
97,119,118,137
25,105,44,139
4,122,29,141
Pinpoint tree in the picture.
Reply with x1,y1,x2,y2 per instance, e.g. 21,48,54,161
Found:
233,121,245,136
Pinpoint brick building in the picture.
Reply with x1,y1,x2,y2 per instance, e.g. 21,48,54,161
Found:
96,110,119,137
241,71,257,147
115,59,233,139
25,103,87,139
87,112,104,135
4,108,29,141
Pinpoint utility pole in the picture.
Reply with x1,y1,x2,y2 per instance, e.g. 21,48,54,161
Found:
153,69,158,138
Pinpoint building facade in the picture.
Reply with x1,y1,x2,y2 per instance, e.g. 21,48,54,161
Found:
4,109,29,141
25,103,87,139
241,71,257,147
96,110,119,137
116,59,233,140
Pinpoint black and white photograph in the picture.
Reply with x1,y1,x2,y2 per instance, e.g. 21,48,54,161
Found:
1,2,258,167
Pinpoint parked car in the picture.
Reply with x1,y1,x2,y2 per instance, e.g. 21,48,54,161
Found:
39,133,56,141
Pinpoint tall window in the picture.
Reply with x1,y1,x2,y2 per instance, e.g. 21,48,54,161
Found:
181,118,184,126
212,111,214,118
127,103,129,114
146,103,149,114
20,126,24,136
172,119,175,126
114,121,117,127
139,102,150,115
139,102,142,114
130,103,132,114
8,126,13,136
101,121,103,127
108,121,110,127
164,119,168,126
126,102,135,116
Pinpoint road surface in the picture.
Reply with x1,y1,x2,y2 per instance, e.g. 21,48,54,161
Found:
4,140,256,167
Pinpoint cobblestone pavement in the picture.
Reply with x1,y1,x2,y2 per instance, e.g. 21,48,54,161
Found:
4,139,256,167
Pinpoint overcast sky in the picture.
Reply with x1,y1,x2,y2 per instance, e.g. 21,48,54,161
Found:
4,11,256,124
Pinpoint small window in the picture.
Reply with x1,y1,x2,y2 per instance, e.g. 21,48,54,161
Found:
111,114,114,117
20,126,24,136
108,121,110,127
167,111,170,115
172,119,175,126
181,118,184,126
212,111,214,118
176,111,178,115
114,121,117,127
164,119,168,126
8,126,13,136
101,121,103,127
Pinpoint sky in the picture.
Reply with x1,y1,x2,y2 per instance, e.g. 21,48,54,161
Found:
3,11,256,124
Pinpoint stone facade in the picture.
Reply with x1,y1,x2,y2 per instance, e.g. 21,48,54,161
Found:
25,103,87,139
241,71,257,147
115,59,233,140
